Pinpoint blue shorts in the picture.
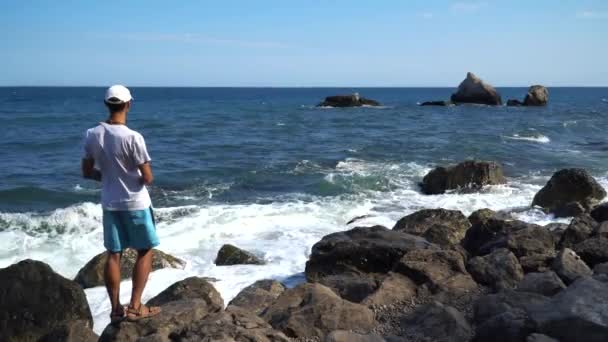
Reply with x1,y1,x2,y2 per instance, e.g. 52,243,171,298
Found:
103,207,160,253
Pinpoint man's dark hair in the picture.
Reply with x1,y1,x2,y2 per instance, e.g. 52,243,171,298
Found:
105,98,128,113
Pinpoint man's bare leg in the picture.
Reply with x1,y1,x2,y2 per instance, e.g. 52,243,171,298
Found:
104,251,123,314
129,249,153,309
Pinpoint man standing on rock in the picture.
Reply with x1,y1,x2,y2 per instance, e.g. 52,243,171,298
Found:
81,85,161,322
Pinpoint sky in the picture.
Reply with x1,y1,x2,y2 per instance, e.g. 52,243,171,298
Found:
1,0,607,87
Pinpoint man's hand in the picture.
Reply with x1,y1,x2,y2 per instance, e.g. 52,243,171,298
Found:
82,158,102,181
138,162,154,185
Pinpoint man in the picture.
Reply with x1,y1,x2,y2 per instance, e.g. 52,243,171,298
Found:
81,85,161,322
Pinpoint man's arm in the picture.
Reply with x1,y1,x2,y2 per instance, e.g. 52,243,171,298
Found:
138,162,153,185
82,158,102,181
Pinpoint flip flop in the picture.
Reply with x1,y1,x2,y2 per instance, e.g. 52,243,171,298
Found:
126,304,161,322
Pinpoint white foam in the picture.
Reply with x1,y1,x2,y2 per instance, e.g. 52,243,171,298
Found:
505,134,550,144
1,159,594,334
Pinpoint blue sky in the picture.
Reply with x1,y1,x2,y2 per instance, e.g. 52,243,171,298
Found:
1,0,607,86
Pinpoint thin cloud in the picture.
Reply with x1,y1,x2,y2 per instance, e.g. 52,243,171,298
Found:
576,10,608,20
451,2,487,13
418,12,434,19
94,32,288,49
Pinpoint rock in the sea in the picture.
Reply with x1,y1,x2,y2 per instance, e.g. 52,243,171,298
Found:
467,248,524,291
318,93,381,107
529,277,608,342
590,202,608,222
262,283,376,339
558,214,597,248
326,330,386,342
532,168,606,217
147,276,224,311
420,160,507,195
215,244,265,266
551,248,592,284
516,271,566,296
0,260,93,342
228,279,285,314
420,100,453,106
174,306,289,342
400,301,472,342
507,99,524,106
573,237,608,267
392,208,470,245
305,225,435,301
74,248,186,289
523,85,549,106
450,72,502,105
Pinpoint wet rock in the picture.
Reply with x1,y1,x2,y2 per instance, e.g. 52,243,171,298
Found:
558,214,597,248
590,202,608,222
262,283,376,339
228,279,285,315
573,237,608,267
326,330,385,342
532,168,606,218
215,244,265,266
174,306,289,342
0,260,93,342
467,248,524,291
420,160,507,195
551,248,592,284
147,276,224,311
523,85,549,106
529,277,608,342
318,93,381,107
74,249,186,289
393,208,470,245
420,100,453,106
401,301,472,342
451,72,502,105
39,320,97,342
516,271,566,296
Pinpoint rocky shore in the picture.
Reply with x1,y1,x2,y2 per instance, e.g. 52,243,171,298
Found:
2,162,608,342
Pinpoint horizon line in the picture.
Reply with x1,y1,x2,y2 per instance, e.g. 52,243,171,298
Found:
2,85,608,88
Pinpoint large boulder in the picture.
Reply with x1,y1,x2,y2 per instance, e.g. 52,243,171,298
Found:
400,301,472,342
532,169,606,217
39,320,98,342
420,160,507,195
523,85,549,106
147,277,224,311
0,260,93,342
476,222,555,259
590,203,608,222
573,237,608,267
467,248,524,291
74,249,186,289
529,277,608,342
450,72,502,105
261,283,376,339
558,214,597,248
228,279,286,314
305,226,435,301
215,244,265,266
392,208,470,245
318,93,381,107
551,248,592,285
516,271,566,297
172,306,289,342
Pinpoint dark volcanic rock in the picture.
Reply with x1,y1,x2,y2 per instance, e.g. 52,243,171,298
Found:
551,248,592,284
462,218,545,257
174,306,289,342
523,85,549,106
468,208,497,226
392,208,470,245
558,214,597,248
527,333,559,342
228,279,285,314
318,93,381,107
326,330,386,342
74,249,186,289
400,301,472,342
420,100,453,106
215,244,265,266
450,72,502,105
519,253,555,273
590,202,608,222
0,260,93,342
420,160,507,195
361,272,418,307
529,277,608,342
467,248,524,291
507,99,524,106
532,168,606,217
516,271,566,296
261,283,376,339
147,276,224,311
573,237,608,267
39,320,98,342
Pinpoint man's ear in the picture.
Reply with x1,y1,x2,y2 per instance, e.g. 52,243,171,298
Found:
126,101,132,111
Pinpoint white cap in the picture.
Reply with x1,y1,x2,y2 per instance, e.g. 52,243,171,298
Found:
104,85,132,104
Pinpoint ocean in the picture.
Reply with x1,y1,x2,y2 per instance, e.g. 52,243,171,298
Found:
1,86,607,333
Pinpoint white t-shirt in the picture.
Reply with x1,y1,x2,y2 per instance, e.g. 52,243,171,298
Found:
83,122,152,211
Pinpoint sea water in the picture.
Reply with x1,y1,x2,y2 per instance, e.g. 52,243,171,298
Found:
1,87,607,333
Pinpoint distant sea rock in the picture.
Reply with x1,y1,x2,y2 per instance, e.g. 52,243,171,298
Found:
420,160,507,195
318,93,381,107
524,85,549,106
451,72,502,105
420,100,453,106
215,244,265,266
